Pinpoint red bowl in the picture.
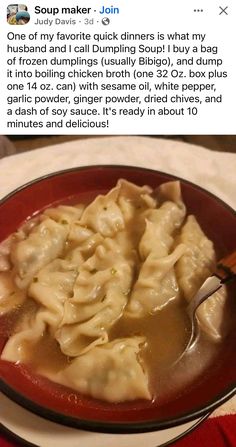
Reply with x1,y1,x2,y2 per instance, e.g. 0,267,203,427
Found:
0,165,235,433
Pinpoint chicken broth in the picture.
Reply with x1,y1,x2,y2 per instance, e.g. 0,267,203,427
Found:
111,298,190,382
25,331,70,374
111,298,192,400
12,294,223,404
20,297,189,379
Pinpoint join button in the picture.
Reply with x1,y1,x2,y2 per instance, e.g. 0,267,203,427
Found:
99,5,120,14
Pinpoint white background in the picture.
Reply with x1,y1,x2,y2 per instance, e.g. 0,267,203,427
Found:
1,0,235,134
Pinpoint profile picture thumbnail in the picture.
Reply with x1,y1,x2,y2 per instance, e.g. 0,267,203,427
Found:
7,4,30,25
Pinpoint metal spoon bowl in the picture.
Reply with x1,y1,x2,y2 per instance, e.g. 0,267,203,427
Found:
177,250,236,362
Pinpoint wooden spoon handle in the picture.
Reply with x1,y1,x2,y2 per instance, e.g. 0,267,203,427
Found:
215,250,236,281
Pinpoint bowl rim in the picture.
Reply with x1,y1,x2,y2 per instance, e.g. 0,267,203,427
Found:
0,377,233,434
0,164,235,434
0,164,235,214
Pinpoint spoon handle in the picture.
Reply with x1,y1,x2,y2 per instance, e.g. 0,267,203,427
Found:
215,250,236,281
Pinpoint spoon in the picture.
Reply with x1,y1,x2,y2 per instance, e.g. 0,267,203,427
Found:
183,250,236,355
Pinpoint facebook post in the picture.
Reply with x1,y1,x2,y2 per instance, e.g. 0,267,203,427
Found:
1,0,235,133
0,1,235,447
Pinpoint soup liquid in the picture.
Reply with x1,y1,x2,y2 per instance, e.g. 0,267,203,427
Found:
20,295,197,401
110,298,190,395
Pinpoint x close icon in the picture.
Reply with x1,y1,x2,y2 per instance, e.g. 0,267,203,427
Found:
219,6,228,15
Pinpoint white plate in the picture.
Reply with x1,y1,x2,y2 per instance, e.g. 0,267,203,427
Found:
0,392,208,447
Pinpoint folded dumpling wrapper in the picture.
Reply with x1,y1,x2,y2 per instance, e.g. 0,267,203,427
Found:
176,215,228,340
43,337,151,403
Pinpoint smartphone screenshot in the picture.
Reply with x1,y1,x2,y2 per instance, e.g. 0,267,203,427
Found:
0,1,235,447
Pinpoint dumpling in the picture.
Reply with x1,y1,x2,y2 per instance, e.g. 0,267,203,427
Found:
139,202,186,261
29,259,78,324
127,244,186,316
56,289,128,356
1,258,79,362
113,179,157,248
56,239,135,355
117,179,156,223
67,232,104,261
139,181,186,260
11,218,69,289
118,178,154,204
43,337,151,402
176,215,227,340
80,186,124,237
127,182,187,317
156,180,185,206
196,287,228,341
71,239,134,306
176,215,215,300
68,224,94,244
43,204,85,225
